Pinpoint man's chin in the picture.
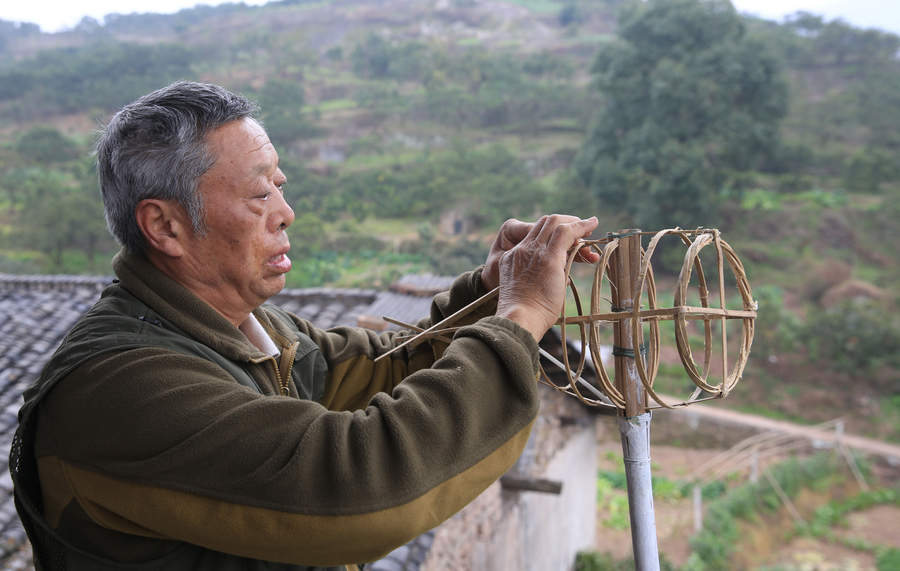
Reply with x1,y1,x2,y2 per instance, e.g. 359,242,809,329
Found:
258,274,288,302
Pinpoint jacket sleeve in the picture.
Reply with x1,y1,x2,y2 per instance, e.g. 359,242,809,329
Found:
285,267,499,412
35,313,538,566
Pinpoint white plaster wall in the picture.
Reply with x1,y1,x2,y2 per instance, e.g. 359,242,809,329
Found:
513,426,597,571
467,426,598,571
422,388,598,571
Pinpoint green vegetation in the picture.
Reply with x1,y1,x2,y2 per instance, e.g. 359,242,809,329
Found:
683,453,842,570
801,487,899,540
573,0,787,228
582,451,897,569
787,487,900,569
593,451,692,532
575,550,677,571
595,474,630,530
0,0,898,441
0,42,192,119
878,549,900,571
802,300,900,373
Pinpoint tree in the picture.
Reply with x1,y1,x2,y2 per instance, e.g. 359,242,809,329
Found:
258,77,315,147
558,3,580,27
351,34,392,79
0,41,193,118
573,0,787,228
15,126,79,164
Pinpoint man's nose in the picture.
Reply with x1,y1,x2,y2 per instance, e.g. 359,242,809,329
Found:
273,192,295,231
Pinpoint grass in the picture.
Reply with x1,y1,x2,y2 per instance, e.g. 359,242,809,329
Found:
284,249,431,289
801,488,899,539
730,403,814,424
340,149,421,171
683,453,841,570
0,248,116,275
504,0,564,15
594,452,691,533
309,98,357,112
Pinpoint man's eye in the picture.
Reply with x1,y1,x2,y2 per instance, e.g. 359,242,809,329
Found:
258,192,272,201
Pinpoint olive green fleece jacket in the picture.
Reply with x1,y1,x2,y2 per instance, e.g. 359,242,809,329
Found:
18,251,541,570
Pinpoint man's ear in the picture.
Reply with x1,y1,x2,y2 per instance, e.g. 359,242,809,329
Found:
135,199,190,258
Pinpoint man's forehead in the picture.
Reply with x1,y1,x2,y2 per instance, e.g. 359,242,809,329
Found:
207,118,277,166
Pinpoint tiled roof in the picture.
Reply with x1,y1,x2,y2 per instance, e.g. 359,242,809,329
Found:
0,272,453,569
270,287,380,329
357,291,436,331
0,275,111,567
389,274,457,297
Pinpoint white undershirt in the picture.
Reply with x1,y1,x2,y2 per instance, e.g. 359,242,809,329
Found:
238,313,280,357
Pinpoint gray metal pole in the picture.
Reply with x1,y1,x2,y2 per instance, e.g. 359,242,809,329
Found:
619,413,660,571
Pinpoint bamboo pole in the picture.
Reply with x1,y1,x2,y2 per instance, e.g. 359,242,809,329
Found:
612,230,660,571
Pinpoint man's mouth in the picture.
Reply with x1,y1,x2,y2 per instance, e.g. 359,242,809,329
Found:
267,252,292,273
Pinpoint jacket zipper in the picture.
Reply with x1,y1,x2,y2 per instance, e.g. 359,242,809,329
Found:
272,341,300,396
271,360,288,396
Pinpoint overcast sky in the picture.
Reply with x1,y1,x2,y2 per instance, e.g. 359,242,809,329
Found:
2,0,899,36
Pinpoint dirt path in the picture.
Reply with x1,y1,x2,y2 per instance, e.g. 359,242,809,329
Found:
660,395,900,463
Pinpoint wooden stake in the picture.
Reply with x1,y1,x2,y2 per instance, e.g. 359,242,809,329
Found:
612,230,647,417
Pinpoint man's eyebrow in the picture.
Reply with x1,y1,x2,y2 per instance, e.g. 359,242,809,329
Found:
251,159,276,176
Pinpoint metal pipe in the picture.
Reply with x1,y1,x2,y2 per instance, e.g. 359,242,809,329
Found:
618,412,660,571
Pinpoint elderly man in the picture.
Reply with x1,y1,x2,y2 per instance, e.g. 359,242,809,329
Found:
11,82,598,571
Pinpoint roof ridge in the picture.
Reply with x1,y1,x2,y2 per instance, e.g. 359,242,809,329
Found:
0,273,113,291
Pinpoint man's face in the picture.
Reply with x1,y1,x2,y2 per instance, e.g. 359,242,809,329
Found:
180,117,294,319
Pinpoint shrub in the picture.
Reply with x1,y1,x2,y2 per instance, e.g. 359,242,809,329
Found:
752,285,802,363
686,454,838,569
877,548,900,571
802,299,900,372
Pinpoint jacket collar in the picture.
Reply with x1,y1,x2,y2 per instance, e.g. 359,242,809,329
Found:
112,250,279,362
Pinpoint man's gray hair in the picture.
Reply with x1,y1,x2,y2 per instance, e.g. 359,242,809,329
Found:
97,81,258,255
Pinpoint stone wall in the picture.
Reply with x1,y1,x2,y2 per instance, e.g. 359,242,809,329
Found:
421,385,598,571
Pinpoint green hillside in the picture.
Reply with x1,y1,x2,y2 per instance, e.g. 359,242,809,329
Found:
0,0,897,438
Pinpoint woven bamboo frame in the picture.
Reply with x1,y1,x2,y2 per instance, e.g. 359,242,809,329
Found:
375,227,756,413
541,228,756,411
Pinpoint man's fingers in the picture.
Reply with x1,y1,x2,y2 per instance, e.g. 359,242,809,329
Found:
497,218,533,249
578,247,601,263
573,243,595,263
522,215,550,242
547,216,598,255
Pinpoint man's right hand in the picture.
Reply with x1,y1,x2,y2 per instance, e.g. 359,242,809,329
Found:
494,215,599,342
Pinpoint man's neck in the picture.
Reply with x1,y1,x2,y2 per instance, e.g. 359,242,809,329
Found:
144,251,254,328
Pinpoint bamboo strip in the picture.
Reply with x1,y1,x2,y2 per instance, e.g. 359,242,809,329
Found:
373,287,499,362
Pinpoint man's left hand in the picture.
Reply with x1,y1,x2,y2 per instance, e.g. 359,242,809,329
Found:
482,215,599,291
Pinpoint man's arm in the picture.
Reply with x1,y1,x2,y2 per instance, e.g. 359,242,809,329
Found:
284,266,496,412
35,314,539,565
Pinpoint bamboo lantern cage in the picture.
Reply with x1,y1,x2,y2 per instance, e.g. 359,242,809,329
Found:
543,227,757,413
376,227,758,413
